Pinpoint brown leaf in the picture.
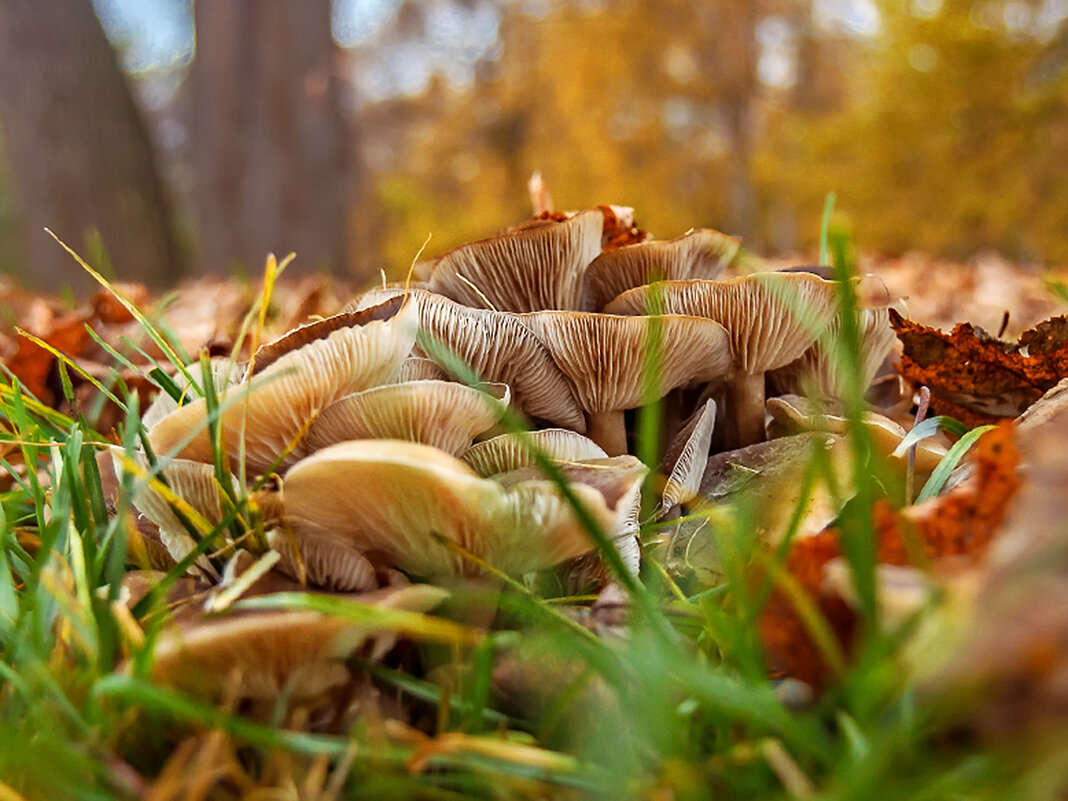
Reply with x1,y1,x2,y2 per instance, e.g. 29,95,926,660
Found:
759,424,1019,687
891,309,1068,424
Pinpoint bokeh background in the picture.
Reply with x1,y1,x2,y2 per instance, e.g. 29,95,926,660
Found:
0,0,1066,294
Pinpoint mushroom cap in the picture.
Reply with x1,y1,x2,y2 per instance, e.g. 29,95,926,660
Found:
515,311,732,413
267,521,379,592
492,455,648,575
765,394,948,471
603,273,840,376
427,209,603,311
581,229,740,311
460,429,608,477
276,440,626,578
141,357,244,431
110,447,238,579
768,307,897,398
146,297,418,475
493,455,646,519
399,356,449,382
148,584,448,700
352,288,586,431
658,399,718,518
302,380,510,457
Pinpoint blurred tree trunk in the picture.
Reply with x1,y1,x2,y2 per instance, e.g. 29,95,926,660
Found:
192,0,352,277
0,0,182,292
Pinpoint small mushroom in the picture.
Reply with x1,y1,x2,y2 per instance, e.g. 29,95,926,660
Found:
301,380,510,457
604,274,839,448
272,440,637,580
765,394,948,472
460,429,608,477
147,297,418,475
147,584,448,701
581,229,740,311
428,209,603,311
515,311,732,455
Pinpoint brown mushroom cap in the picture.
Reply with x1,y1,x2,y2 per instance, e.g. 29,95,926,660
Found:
146,297,418,476
301,379,510,457
275,439,627,579
427,209,603,311
768,307,897,399
147,584,448,700
352,288,586,431
515,310,732,454
603,274,839,375
604,274,840,447
581,229,740,311
460,429,608,477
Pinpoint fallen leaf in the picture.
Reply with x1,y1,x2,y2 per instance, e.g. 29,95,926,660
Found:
759,424,1019,687
891,309,1068,425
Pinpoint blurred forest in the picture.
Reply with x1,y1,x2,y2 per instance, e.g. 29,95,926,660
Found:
0,0,1066,293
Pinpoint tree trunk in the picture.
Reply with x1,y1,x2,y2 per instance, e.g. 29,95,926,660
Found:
0,0,182,293
192,0,351,278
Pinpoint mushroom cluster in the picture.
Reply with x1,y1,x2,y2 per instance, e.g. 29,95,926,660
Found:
117,202,914,697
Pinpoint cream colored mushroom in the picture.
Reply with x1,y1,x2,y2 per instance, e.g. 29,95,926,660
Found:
765,394,948,472
460,429,608,477
109,446,240,580
428,209,603,311
302,380,510,457
270,440,639,580
604,274,839,448
147,296,418,476
658,399,718,519
147,584,448,701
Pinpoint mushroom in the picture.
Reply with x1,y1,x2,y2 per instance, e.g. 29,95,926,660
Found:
147,584,448,701
301,380,510,457
768,307,897,399
492,455,648,576
460,429,608,477
515,311,732,455
266,520,380,592
604,273,840,448
427,209,603,311
146,296,418,476
109,447,240,580
765,394,948,472
581,229,740,311
351,288,586,431
140,356,246,432
270,440,639,581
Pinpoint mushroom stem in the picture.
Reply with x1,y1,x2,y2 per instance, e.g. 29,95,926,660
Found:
725,372,767,448
586,410,629,456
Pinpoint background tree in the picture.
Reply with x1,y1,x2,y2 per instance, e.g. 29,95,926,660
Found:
0,0,182,292
191,0,352,277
